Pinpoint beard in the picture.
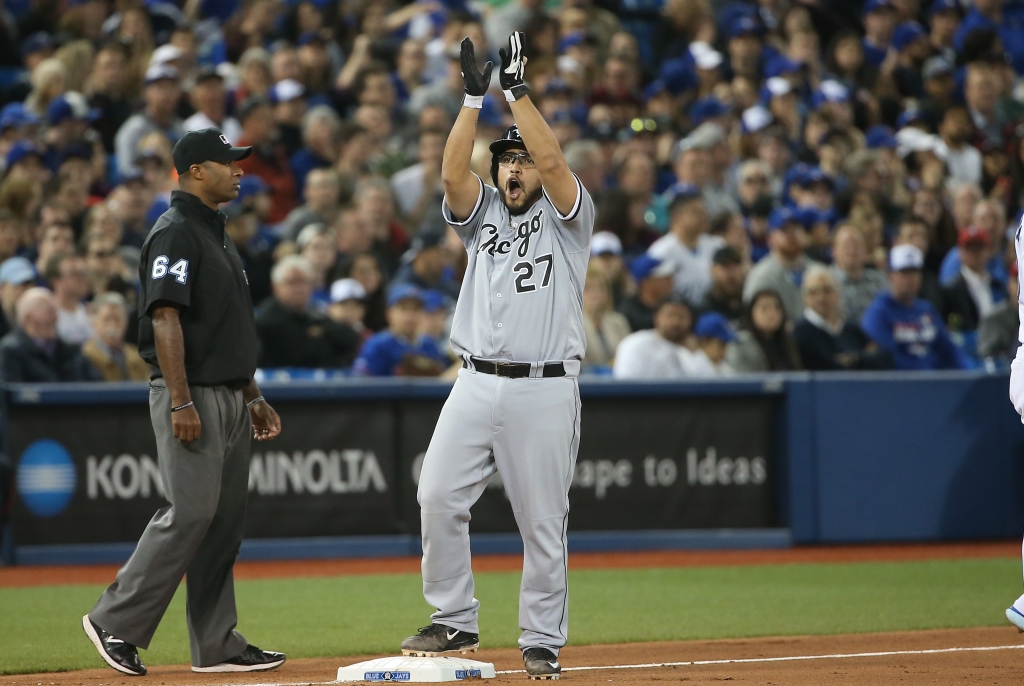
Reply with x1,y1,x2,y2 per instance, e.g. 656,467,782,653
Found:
498,176,543,215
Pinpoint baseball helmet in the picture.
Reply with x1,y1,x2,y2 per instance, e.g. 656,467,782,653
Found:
489,125,529,186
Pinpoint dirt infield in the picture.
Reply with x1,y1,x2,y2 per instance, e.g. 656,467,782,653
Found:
1,541,1019,587
3,627,1023,685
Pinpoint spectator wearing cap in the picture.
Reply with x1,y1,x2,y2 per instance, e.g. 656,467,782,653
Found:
391,129,446,229
255,255,361,369
42,91,102,174
691,246,746,324
941,225,1003,334
85,42,132,154
685,312,736,377
353,284,449,377
831,224,889,325
727,289,804,373
418,289,454,362
582,266,632,370
618,254,675,332
939,198,1008,286
613,299,694,379
0,257,37,340
222,188,275,308
919,56,955,130
390,229,460,301
861,244,968,370
893,218,944,311
890,22,930,98
811,80,853,131
648,189,725,305
236,97,298,224
328,278,372,345
743,207,823,320
928,0,961,62
5,140,50,186
794,265,893,371
938,106,982,188
763,77,802,144
270,79,308,158
789,166,834,212
184,67,242,145
44,253,92,346
725,16,764,81
589,231,630,307
114,65,184,178
0,287,99,382
80,292,149,382
0,103,40,163
978,261,1020,365
861,0,898,68
291,105,340,199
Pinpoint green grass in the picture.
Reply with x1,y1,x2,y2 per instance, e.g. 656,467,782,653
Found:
1,558,1019,674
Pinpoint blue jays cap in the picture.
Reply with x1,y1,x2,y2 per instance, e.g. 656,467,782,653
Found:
172,128,252,174
764,55,803,79
892,22,927,51
0,256,36,285
768,206,804,231
795,166,833,188
0,102,39,131
929,0,960,15
629,254,675,282
388,283,424,307
866,125,898,149
658,57,698,95
644,79,669,101
666,183,704,213
20,32,53,58
727,16,765,39
269,78,306,104
811,80,850,109
689,97,731,126
237,175,269,200
420,289,447,313
47,92,100,125
896,108,926,129
695,312,736,342
863,0,895,14
6,140,42,169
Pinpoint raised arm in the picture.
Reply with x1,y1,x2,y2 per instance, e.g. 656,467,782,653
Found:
500,32,578,217
443,38,492,221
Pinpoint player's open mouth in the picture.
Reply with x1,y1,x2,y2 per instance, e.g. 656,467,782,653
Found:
507,179,522,201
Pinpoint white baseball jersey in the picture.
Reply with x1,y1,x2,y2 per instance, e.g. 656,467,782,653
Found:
443,174,595,363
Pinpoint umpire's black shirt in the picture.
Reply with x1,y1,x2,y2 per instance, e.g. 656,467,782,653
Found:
138,190,258,387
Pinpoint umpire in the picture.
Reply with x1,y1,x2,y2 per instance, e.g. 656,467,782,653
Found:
82,129,285,676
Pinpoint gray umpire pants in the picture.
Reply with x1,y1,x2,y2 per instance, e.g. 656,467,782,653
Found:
89,380,251,668
417,366,582,655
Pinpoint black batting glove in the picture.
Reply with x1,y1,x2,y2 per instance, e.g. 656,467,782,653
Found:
460,37,492,104
498,31,530,102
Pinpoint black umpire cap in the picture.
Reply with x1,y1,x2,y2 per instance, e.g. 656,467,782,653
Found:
172,128,252,175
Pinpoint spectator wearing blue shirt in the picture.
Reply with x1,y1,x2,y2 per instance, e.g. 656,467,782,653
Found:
354,285,450,377
861,244,969,370
861,0,897,68
290,105,339,199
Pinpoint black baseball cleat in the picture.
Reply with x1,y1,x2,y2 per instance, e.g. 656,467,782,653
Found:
523,647,561,680
192,644,286,673
400,624,480,656
81,615,147,676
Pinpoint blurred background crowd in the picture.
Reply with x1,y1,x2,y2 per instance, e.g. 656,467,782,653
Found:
0,0,1021,382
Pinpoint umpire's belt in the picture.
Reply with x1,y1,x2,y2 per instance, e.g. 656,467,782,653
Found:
466,357,567,378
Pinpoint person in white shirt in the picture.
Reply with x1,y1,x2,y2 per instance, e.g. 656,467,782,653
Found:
685,311,735,377
647,188,725,304
614,299,695,379
45,253,92,345
391,129,446,227
183,67,242,144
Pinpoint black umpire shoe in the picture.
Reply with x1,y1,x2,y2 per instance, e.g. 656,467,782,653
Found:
523,647,561,680
400,624,480,656
192,644,286,673
81,615,147,676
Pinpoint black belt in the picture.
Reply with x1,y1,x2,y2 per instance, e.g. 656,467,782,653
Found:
466,357,565,378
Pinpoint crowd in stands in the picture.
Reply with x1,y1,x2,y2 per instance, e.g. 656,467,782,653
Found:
0,0,1021,382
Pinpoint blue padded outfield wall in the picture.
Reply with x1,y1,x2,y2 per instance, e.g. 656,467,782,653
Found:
3,371,1024,564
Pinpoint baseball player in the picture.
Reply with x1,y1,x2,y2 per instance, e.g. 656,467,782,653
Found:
398,33,594,680
1006,216,1024,632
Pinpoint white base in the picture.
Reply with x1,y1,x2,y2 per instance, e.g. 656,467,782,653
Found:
337,656,496,682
